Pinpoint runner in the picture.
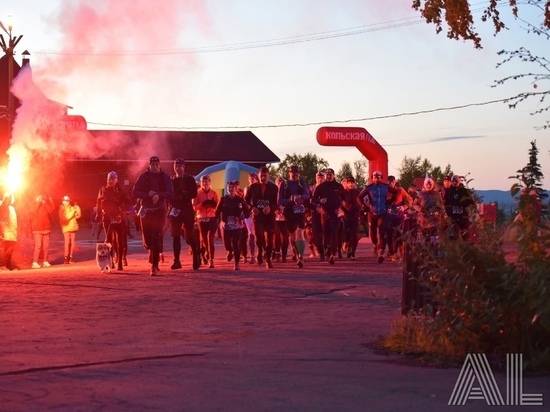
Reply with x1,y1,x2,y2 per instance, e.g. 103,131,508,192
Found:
278,165,310,268
244,166,278,269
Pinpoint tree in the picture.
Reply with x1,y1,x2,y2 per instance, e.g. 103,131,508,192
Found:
412,0,550,49
493,2,550,129
269,152,328,185
510,140,547,199
336,158,368,187
336,161,353,183
398,155,453,188
353,158,368,188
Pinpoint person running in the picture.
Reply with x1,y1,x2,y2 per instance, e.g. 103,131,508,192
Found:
386,176,412,262
444,175,475,241
133,156,174,276
194,175,219,269
169,158,201,270
215,181,248,271
358,171,392,263
340,176,361,260
97,171,132,271
413,176,445,244
308,171,326,260
243,172,259,264
244,166,278,269
278,165,310,268
273,176,289,263
311,168,345,265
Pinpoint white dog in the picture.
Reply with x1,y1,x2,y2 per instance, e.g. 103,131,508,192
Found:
96,242,113,273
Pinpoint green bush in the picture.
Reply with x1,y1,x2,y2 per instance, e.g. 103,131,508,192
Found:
385,215,550,371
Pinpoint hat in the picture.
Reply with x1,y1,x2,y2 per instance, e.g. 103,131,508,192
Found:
451,175,461,182
174,158,185,165
62,195,70,202
316,171,325,177
107,171,118,179
372,170,383,178
289,165,299,173
346,176,355,183
325,168,335,174
149,156,160,164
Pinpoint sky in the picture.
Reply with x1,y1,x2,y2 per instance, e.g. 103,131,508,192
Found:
1,0,549,190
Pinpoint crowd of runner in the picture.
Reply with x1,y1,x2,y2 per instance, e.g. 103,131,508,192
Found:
96,156,476,275
3,156,475,274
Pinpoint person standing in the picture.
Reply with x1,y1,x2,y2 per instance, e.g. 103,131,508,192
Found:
215,181,248,271
311,168,345,265
245,166,278,269
97,171,132,271
133,157,174,276
0,193,19,270
59,195,82,264
278,165,310,268
193,175,219,268
30,194,55,269
169,158,201,270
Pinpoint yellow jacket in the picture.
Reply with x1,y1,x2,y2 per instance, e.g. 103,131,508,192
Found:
59,204,82,233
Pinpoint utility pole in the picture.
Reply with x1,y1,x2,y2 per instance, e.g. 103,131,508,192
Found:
0,16,23,134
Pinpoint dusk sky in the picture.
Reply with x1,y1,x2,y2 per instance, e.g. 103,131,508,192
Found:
2,0,549,190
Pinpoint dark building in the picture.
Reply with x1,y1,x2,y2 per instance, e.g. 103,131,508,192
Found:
0,53,23,162
63,129,280,214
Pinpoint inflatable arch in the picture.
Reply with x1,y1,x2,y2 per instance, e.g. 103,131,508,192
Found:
316,126,388,181
194,160,262,196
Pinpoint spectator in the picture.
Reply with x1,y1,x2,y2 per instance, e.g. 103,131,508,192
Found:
31,194,55,269
59,195,82,264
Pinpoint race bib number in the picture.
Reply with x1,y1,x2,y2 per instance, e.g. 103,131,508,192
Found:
257,200,268,209
292,204,305,214
110,216,122,224
452,206,464,215
199,217,211,223
226,216,239,227
169,207,180,217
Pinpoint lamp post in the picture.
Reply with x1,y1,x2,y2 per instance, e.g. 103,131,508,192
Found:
0,16,23,126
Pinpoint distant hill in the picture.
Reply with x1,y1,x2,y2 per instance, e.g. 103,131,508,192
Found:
475,190,516,206
474,189,549,213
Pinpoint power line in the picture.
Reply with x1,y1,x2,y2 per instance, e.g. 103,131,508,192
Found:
29,2,498,56
86,91,549,130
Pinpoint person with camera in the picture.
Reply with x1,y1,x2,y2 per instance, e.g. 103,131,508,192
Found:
59,195,82,264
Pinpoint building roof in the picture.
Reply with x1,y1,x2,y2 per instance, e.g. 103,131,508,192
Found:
87,129,280,164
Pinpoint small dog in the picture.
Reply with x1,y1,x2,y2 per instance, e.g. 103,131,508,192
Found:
96,242,113,273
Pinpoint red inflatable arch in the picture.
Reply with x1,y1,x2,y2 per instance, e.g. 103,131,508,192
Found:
316,126,388,181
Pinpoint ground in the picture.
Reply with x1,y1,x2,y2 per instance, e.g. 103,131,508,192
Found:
0,229,548,411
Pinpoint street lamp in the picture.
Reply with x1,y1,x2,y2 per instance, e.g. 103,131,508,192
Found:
0,15,23,122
